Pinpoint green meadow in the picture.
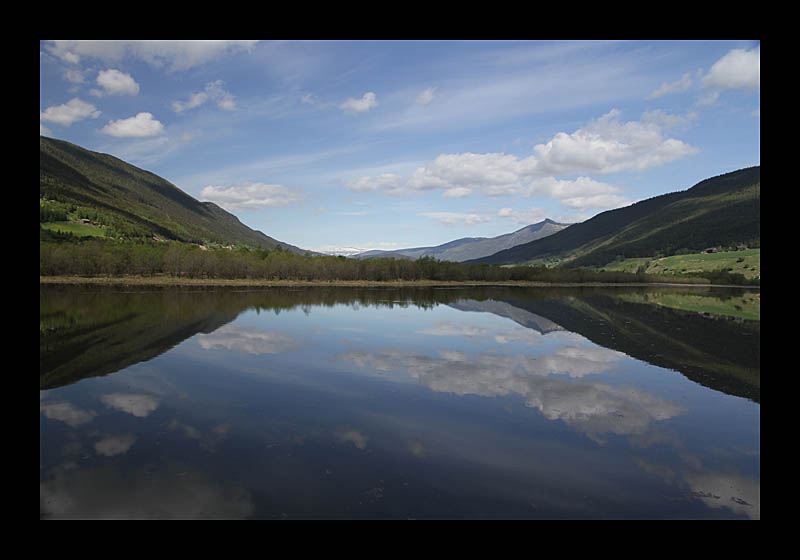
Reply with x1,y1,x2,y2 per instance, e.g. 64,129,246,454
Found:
602,249,760,280
40,220,109,239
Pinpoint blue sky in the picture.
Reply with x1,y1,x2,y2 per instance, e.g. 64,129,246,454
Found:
40,40,760,254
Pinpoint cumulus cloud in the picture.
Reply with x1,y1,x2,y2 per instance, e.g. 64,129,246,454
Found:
337,346,683,439
409,152,524,193
343,109,696,214
40,401,96,427
94,434,137,456
197,325,303,354
91,69,139,96
524,176,632,211
529,109,699,176
40,98,101,126
173,80,236,112
702,46,760,91
200,181,306,211
340,92,378,114
100,393,160,417
100,112,165,137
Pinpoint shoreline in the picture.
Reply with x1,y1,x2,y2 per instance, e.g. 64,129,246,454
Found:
39,275,759,290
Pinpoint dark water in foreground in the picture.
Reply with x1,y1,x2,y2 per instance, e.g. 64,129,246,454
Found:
40,284,760,519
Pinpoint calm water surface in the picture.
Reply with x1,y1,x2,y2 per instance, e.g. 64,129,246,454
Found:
40,284,760,519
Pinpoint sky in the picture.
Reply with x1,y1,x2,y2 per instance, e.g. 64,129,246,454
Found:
40,40,760,255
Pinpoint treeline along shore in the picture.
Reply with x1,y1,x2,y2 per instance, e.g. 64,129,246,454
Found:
40,234,758,287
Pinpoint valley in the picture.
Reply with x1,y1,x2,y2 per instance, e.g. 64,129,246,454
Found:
40,136,759,287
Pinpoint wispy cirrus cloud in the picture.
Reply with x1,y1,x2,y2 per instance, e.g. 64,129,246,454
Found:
419,212,492,227
44,40,259,72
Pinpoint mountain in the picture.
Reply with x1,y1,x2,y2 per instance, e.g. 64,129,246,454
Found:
354,219,571,262
40,136,308,253
468,166,760,267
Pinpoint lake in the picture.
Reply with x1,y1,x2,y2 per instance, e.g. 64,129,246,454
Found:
40,284,760,519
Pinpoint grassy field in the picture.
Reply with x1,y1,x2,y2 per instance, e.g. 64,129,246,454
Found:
40,220,109,238
602,249,760,280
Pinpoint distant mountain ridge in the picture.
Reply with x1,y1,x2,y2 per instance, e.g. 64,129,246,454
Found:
468,166,760,267
40,136,308,253
355,219,571,262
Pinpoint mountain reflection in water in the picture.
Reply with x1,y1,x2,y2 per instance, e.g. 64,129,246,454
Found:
40,284,759,519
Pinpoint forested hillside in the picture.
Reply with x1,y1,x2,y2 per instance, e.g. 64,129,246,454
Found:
40,136,306,252
470,167,760,268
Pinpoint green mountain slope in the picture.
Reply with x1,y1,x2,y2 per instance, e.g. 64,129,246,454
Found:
468,166,760,267
40,136,307,253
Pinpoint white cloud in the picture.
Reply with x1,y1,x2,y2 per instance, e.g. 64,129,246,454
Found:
92,69,139,96
442,187,472,198
340,91,378,114
498,207,548,225
641,109,697,131
64,68,86,84
338,346,683,438
561,192,632,211
416,87,437,105
40,401,96,427
173,91,208,112
408,152,524,193
523,176,631,211
647,73,693,99
343,173,403,192
702,46,760,91
44,40,258,72
100,112,165,137
419,211,491,226
40,97,101,126
94,434,137,456
345,109,697,210
197,325,303,354
529,109,699,176
100,393,159,417
173,80,236,112
200,181,305,211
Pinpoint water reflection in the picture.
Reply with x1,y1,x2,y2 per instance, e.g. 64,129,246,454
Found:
40,284,759,519
336,346,685,439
